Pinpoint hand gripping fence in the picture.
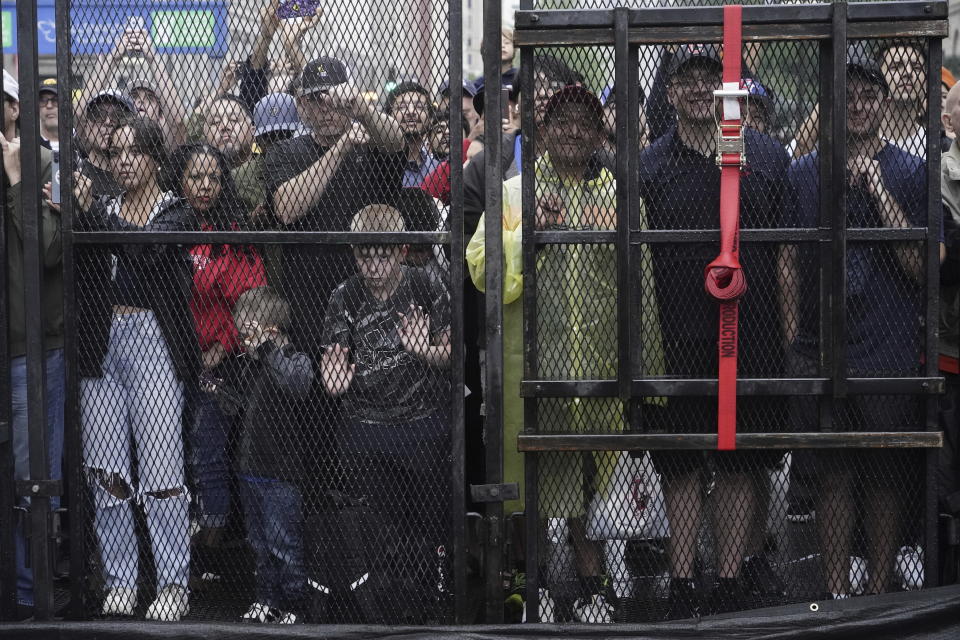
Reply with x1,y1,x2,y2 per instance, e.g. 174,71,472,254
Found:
704,4,748,451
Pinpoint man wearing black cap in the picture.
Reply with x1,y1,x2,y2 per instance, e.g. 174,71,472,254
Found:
436,80,479,132
265,56,404,358
469,85,643,623
785,48,928,600
637,43,791,618
741,77,775,135
77,90,135,199
38,78,59,151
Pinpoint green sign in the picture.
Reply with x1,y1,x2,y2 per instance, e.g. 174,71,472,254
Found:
1,11,12,49
150,10,215,49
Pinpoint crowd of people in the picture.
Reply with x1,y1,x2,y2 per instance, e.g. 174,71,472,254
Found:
2,2,958,629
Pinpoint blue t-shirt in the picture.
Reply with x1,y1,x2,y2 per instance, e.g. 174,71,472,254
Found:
787,143,928,375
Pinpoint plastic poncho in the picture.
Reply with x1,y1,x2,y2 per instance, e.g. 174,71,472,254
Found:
466,155,665,517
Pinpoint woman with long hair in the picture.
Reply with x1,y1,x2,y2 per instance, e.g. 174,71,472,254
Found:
164,143,266,551
76,117,199,621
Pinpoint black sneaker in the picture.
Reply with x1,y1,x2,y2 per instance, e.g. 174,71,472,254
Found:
707,577,742,616
664,579,699,620
786,497,816,523
741,556,786,597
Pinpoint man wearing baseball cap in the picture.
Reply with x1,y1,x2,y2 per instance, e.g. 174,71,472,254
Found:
467,85,660,623
637,43,791,618
2,66,60,620
741,77,775,135
786,45,929,601
232,92,301,217
128,77,187,148
264,56,404,358
38,77,59,151
77,89,135,199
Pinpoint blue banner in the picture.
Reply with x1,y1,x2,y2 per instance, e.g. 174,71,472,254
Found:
1,0,229,57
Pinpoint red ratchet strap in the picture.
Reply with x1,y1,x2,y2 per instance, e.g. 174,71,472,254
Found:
704,4,748,451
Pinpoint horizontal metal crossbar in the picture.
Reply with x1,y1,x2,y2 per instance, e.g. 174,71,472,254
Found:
521,377,945,397
71,231,450,245
517,431,944,452
514,1,947,46
532,228,932,245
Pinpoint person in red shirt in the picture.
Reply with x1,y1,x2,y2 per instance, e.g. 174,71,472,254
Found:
166,143,267,548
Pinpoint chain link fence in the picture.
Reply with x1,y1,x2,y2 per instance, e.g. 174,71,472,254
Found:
0,0,951,631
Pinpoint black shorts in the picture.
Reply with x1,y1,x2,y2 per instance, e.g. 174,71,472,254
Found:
788,351,924,488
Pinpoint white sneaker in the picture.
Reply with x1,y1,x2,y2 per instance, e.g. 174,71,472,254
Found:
101,587,137,616
145,584,190,621
277,611,299,624
895,545,924,590
521,588,556,623
242,602,274,623
573,594,614,624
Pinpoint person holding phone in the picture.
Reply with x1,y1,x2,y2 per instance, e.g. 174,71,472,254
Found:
77,26,186,149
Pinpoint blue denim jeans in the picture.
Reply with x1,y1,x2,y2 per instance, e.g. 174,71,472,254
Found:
189,390,234,528
11,348,65,606
80,311,189,590
238,476,306,612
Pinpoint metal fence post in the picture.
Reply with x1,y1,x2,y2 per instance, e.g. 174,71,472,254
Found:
0,21,15,625
16,0,55,621
482,0,505,623
448,0,468,623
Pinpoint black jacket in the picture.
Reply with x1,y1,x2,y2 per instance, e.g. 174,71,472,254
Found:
76,193,201,384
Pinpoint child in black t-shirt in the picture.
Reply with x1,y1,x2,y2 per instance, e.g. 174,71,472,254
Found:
320,204,451,621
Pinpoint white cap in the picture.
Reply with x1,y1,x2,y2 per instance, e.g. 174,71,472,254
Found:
3,69,18,102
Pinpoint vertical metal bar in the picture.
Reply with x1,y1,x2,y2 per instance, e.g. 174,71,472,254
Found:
816,36,836,433
56,0,85,620
17,0,54,620
614,9,633,417
829,0,848,401
627,39,643,436
0,26,15,624
518,0,538,622
448,0,468,622
482,0,505,623
923,34,943,587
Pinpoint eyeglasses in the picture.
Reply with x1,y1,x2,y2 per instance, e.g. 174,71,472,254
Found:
39,96,58,107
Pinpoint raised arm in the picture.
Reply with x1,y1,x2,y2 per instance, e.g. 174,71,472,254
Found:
272,124,366,225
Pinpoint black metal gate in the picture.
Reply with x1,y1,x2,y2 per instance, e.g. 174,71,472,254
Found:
503,0,947,624
0,0,954,632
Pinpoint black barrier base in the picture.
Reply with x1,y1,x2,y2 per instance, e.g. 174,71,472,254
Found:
2,585,959,640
